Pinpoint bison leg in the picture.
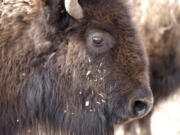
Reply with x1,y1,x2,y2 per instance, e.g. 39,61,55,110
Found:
138,112,152,135
124,121,138,135
123,110,153,135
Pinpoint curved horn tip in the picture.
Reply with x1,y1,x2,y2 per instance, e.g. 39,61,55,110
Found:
65,0,84,20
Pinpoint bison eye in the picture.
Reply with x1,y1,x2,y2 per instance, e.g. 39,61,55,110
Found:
92,36,104,46
86,30,115,54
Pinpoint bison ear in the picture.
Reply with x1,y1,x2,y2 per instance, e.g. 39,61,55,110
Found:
41,0,70,30
42,0,63,10
39,0,84,30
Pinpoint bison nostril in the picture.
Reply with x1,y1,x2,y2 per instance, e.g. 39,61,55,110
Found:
132,100,148,117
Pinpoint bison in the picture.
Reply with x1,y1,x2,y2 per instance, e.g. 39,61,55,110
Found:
124,0,180,135
0,0,153,135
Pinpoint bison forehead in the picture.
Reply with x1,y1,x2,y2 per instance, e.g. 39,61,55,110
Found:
79,0,130,25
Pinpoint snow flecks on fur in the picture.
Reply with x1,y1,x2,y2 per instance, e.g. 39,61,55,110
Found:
85,100,90,107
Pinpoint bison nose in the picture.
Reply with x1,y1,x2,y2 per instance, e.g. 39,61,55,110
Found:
129,90,153,118
131,98,153,118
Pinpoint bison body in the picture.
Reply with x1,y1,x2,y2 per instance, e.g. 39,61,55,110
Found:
0,0,153,135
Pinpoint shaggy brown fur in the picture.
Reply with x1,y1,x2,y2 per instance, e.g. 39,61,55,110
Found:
124,0,180,135
0,0,153,135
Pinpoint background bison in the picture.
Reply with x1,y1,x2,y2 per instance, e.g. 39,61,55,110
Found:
0,0,153,135
122,0,180,135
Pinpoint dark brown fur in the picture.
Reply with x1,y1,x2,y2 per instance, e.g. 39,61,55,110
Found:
0,0,152,135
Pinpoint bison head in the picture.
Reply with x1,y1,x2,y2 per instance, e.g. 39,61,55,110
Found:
0,0,153,135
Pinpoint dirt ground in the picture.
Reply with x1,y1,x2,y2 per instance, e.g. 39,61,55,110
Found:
115,90,180,135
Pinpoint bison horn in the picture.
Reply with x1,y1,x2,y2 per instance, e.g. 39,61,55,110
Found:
65,0,84,20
